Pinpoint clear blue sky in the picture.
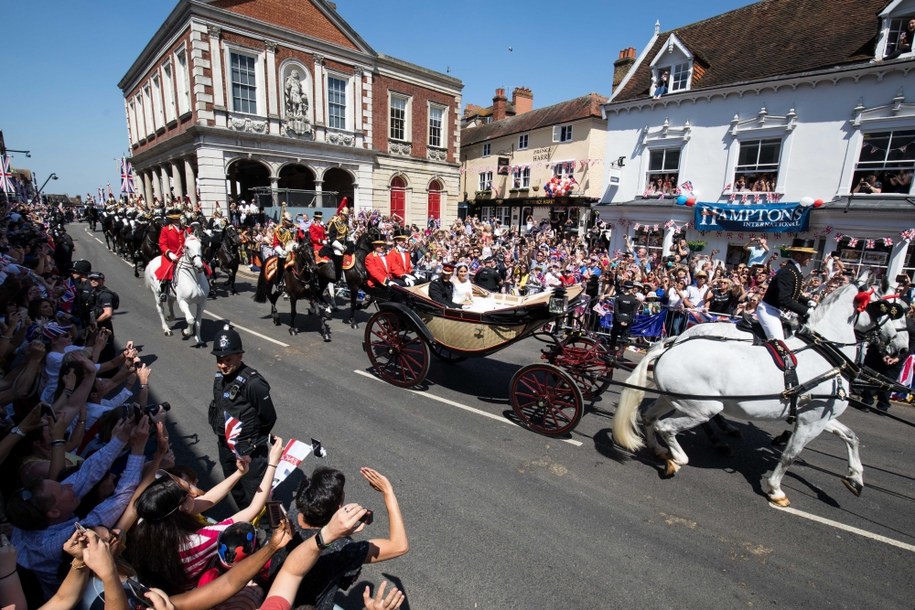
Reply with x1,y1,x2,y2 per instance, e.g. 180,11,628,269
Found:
0,0,754,198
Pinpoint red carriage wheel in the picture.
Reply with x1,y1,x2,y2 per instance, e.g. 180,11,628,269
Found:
510,363,584,437
548,335,614,400
364,311,430,388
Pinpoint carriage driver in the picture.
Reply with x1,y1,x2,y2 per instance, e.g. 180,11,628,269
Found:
156,207,186,301
757,238,818,347
387,234,420,286
208,324,277,508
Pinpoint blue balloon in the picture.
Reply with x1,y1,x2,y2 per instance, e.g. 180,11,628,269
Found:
676,195,688,205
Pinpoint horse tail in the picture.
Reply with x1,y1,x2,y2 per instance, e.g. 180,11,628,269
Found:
253,265,270,303
613,354,653,452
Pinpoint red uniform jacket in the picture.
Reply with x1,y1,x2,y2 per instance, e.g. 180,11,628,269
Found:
365,251,392,288
156,224,186,280
386,248,413,279
309,223,327,253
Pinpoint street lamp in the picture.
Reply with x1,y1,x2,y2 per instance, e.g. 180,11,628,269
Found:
37,173,58,194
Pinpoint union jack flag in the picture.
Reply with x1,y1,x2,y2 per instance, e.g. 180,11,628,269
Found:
224,412,243,457
679,180,694,193
120,158,135,195
0,155,14,194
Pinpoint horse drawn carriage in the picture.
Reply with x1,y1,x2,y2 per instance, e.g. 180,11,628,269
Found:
362,283,617,437
363,274,909,506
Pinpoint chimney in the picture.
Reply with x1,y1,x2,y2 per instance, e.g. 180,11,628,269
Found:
512,87,533,115
613,47,636,88
492,88,508,121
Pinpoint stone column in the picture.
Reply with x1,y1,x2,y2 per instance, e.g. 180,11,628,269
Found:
171,160,184,200
314,180,324,209
154,166,165,202
265,40,278,120
184,158,197,205
142,171,153,206
208,26,225,109
313,55,325,128
353,68,363,134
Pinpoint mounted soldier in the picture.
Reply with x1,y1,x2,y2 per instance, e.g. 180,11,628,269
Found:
271,205,296,289
323,198,351,288
156,207,186,301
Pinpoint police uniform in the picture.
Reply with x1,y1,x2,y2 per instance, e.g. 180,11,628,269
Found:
207,326,278,508
610,282,640,355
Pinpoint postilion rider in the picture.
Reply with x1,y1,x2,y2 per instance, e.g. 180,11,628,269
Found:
757,237,818,348
156,207,187,301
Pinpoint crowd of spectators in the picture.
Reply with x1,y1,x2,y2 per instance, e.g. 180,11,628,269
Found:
0,199,407,609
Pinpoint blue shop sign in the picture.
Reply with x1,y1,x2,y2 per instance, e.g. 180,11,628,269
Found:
694,202,812,233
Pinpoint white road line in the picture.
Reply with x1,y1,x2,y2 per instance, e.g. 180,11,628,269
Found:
203,311,290,348
770,503,915,553
354,369,583,446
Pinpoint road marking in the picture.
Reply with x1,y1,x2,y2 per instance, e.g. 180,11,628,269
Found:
354,369,583,446
770,503,915,553
203,311,290,348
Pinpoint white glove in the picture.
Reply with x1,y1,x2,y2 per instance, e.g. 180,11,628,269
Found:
288,242,297,252
807,300,817,309
332,240,345,255
275,246,286,257
404,274,416,283
403,276,415,287
167,252,177,262
346,235,356,243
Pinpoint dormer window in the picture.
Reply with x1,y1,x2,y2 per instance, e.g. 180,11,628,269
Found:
878,2,915,60
649,34,693,98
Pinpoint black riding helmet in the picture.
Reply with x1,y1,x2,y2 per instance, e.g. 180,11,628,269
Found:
211,324,244,357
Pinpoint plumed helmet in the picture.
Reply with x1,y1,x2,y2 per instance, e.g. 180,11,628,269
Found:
211,323,244,357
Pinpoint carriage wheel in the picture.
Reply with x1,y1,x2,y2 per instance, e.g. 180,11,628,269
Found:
430,343,467,363
510,364,584,437
549,335,614,400
364,311,430,388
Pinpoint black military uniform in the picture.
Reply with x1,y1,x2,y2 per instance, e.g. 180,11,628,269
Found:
473,257,502,291
610,281,640,356
208,325,278,508
429,264,461,308
88,272,117,363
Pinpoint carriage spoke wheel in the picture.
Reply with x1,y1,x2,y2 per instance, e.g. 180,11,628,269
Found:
548,336,614,400
364,311,430,388
510,364,583,437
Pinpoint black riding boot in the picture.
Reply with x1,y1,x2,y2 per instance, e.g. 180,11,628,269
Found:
159,280,170,302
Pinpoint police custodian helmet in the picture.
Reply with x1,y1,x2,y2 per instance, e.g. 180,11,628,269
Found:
211,324,244,357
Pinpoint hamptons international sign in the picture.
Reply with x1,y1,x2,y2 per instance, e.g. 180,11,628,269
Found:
694,202,812,233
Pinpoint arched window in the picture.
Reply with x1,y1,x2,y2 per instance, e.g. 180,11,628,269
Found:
390,176,406,219
427,179,442,223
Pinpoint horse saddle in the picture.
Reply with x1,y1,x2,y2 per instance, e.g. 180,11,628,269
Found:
313,246,332,266
342,254,356,270
735,314,797,345
264,256,296,282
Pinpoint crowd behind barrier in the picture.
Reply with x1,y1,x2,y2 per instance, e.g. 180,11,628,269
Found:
0,193,912,608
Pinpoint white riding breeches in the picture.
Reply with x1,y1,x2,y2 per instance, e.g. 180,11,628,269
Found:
756,300,784,341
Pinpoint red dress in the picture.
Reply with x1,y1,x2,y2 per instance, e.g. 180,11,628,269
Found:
156,224,186,281
386,248,413,279
365,252,392,288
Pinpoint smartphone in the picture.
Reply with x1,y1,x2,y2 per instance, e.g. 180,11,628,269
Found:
74,522,88,535
124,578,154,609
266,501,286,528
39,402,55,420
359,509,374,526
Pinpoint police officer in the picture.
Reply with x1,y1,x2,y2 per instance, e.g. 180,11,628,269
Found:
208,324,278,508
610,281,640,358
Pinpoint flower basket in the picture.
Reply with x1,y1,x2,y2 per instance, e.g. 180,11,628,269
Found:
686,240,706,252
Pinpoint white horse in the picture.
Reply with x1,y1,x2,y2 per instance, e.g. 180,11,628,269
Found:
613,276,901,506
144,234,209,347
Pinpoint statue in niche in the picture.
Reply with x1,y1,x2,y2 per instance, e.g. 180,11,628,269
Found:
284,69,309,118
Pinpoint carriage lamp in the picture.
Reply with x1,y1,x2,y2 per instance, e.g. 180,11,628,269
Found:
549,286,568,315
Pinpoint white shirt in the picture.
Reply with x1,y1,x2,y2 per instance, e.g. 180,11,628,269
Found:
685,283,710,310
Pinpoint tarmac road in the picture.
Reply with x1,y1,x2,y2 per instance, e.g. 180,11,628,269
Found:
74,224,915,609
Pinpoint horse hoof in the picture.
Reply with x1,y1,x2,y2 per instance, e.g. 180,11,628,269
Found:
842,477,863,497
663,460,680,478
288,328,298,336
164,330,173,336
181,334,190,341
273,319,281,326
655,450,671,461
768,495,791,507
323,334,331,342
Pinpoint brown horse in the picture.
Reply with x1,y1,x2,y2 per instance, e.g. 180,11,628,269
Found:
339,227,381,328
253,243,332,341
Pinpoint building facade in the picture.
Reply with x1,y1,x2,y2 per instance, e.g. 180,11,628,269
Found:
600,0,915,280
460,89,607,234
118,0,462,224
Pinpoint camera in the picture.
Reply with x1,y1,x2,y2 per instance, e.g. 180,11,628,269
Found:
359,509,374,525
122,401,171,422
